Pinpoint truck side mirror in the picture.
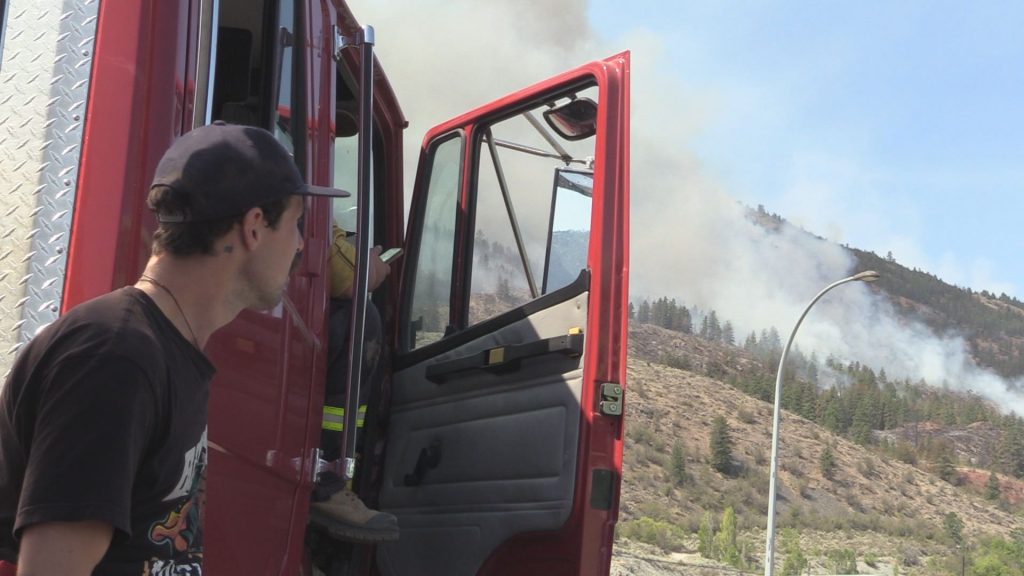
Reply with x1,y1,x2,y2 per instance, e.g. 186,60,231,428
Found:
543,98,598,141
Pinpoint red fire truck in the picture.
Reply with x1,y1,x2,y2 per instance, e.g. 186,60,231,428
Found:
0,0,629,574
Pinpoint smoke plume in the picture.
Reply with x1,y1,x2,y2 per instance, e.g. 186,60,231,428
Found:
349,0,1024,414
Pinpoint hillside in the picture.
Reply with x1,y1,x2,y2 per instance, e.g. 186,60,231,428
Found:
611,323,1024,575
749,205,1024,379
853,248,1024,380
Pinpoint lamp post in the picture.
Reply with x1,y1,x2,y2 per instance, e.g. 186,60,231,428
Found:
763,270,880,576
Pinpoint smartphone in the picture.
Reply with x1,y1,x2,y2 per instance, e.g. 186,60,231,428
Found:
380,247,404,264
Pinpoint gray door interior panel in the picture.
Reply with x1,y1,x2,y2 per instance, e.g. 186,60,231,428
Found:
378,293,589,576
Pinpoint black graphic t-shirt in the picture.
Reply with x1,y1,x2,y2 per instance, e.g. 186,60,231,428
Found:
0,287,215,575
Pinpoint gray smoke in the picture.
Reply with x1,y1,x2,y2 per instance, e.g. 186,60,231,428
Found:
350,0,1024,415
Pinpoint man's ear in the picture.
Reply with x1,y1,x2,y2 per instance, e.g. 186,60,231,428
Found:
239,206,266,250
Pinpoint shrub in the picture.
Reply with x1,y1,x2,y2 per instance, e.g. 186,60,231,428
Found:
856,456,877,479
827,548,858,574
780,528,808,576
738,408,756,424
901,546,921,567
865,552,879,568
751,446,767,466
618,517,687,553
796,478,812,499
660,352,692,371
628,423,655,446
680,511,704,533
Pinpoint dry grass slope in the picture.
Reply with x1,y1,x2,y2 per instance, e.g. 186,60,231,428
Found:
612,322,1024,575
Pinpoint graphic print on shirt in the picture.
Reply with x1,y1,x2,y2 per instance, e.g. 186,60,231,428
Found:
149,428,207,554
142,554,204,576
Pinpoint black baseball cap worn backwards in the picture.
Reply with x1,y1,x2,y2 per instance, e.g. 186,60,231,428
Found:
150,121,348,223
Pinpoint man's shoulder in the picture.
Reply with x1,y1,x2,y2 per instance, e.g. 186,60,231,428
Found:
36,288,165,362
66,286,147,316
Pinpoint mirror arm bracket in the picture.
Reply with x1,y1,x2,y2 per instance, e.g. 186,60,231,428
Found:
334,25,375,61
524,111,574,164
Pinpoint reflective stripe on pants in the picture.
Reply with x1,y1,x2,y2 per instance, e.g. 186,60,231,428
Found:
322,404,366,431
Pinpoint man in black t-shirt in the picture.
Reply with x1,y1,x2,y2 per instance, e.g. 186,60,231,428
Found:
0,122,349,575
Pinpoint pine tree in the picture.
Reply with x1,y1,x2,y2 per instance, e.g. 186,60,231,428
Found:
935,450,958,485
669,442,687,487
807,352,820,386
710,416,734,475
766,327,783,354
986,471,1001,501
744,331,758,351
637,300,651,323
999,421,1024,478
673,304,693,334
497,275,512,299
722,321,735,346
944,512,964,547
822,394,844,434
654,297,674,329
714,507,740,566
697,512,714,558
820,445,836,480
707,311,722,342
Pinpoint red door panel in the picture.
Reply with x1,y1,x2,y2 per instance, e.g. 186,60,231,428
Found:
383,52,630,576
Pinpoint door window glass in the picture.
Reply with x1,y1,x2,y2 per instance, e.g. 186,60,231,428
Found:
331,78,367,232
468,86,598,326
543,168,593,293
270,0,295,151
210,0,296,154
404,134,463,350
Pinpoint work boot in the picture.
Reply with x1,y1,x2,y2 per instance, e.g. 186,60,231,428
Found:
309,487,399,543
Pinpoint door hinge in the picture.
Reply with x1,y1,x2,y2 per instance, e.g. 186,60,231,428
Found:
312,448,327,483
599,382,623,416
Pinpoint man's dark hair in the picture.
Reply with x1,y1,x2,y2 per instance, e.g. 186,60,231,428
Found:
148,186,289,256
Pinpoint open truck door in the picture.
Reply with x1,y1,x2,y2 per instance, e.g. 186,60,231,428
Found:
379,53,630,576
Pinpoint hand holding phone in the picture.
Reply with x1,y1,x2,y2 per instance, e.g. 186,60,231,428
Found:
380,247,403,264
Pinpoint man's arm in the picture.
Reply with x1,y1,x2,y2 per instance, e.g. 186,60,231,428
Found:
329,228,391,297
17,521,112,576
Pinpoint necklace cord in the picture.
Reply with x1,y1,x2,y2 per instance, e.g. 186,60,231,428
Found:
139,274,201,349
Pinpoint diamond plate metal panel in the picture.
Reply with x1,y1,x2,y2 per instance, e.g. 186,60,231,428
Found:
0,0,100,380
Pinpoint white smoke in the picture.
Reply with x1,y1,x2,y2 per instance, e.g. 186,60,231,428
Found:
349,0,1024,414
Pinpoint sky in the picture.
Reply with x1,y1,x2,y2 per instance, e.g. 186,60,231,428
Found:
586,0,1024,299
349,0,1024,408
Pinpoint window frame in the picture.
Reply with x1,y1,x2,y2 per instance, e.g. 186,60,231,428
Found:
460,79,599,333
398,130,466,352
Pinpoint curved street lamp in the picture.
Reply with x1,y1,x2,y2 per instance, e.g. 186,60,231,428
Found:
763,270,880,576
